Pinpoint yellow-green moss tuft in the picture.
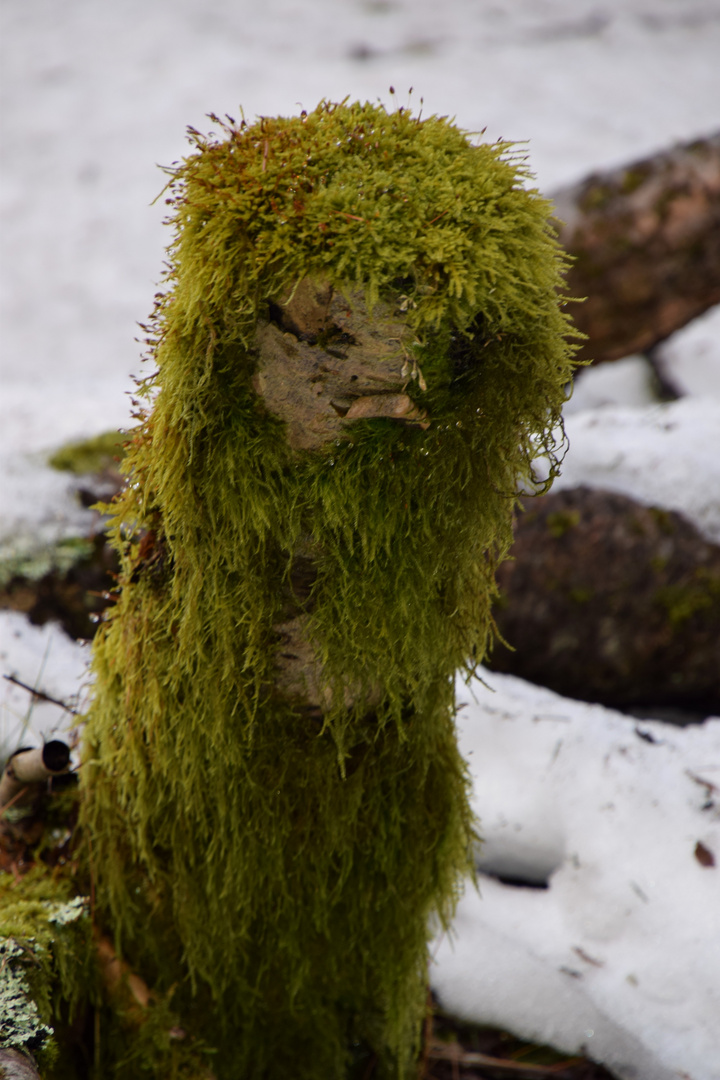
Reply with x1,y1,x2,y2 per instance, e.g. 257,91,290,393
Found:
0,868,93,1071
48,432,128,476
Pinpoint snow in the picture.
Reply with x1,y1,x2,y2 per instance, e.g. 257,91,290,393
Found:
654,305,720,402
2,1,720,1076
0,612,88,760
554,397,720,544
564,354,661,415
431,670,720,1080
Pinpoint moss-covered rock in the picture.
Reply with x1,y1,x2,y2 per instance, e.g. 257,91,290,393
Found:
491,487,720,714
80,99,577,1078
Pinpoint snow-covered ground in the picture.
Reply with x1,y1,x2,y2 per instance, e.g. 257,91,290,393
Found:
433,671,720,1080
2,2,720,1077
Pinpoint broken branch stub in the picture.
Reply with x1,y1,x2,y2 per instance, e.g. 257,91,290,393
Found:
0,742,71,810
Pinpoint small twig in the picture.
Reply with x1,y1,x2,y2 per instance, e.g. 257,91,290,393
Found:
572,945,604,968
94,1004,101,1080
686,769,719,795
427,209,450,226
427,1042,585,1076
361,1053,377,1080
0,785,31,819
329,209,366,222
3,674,80,716
87,826,96,925
418,992,434,1080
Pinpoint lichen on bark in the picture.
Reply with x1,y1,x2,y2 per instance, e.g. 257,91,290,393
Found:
79,99,578,1078
0,870,92,1074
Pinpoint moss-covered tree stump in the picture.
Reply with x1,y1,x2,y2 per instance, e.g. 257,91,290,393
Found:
78,100,577,1079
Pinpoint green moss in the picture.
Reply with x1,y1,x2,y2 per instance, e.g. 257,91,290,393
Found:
569,586,593,604
620,164,650,195
649,506,676,535
0,869,93,1071
48,432,128,476
80,100,578,1078
0,536,94,589
579,181,613,213
0,938,55,1061
656,568,720,627
546,509,580,538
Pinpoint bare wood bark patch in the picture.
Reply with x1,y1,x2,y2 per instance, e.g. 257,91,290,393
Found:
253,279,427,451
255,279,427,712
554,132,720,364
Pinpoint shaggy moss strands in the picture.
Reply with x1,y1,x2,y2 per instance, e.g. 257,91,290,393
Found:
81,100,578,1078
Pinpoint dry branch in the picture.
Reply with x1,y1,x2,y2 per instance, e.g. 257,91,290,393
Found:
426,1040,584,1076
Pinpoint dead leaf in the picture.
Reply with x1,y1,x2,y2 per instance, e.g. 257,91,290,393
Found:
96,934,151,1007
694,841,715,867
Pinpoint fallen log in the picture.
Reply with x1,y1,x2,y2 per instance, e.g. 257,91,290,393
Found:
489,487,720,715
553,132,720,364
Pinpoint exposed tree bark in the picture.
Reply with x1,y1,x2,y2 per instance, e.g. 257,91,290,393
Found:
256,278,428,452
490,487,720,714
0,1050,42,1080
553,132,720,364
262,281,427,716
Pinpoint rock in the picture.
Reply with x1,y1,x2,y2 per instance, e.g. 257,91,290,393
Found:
553,132,720,364
489,487,720,714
